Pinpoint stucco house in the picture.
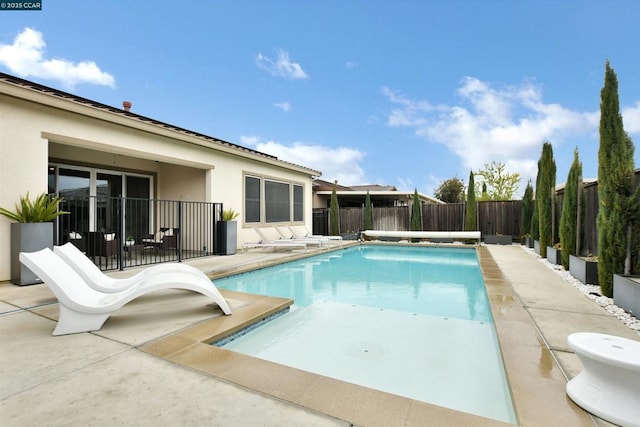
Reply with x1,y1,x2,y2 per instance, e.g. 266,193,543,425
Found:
312,179,443,208
0,73,320,280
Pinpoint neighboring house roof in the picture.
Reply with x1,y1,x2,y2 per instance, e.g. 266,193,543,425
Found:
0,72,321,177
349,184,398,191
312,179,352,191
313,180,443,204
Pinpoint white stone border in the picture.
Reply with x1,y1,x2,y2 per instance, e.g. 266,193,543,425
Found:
520,245,640,335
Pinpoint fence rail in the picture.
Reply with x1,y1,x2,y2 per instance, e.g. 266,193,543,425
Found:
56,196,223,271
320,201,523,241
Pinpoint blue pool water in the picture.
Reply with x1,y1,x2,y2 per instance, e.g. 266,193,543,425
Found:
215,245,516,423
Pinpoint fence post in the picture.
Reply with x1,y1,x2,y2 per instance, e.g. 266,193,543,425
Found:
177,201,183,262
118,196,124,271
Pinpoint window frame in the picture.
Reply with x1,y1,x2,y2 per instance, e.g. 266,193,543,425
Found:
243,173,305,226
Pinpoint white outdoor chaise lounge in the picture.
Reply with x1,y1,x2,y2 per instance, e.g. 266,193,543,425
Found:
19,248,232,335
54,242,209,293
288,225,343,240
274,227,326,248
242,228,308,252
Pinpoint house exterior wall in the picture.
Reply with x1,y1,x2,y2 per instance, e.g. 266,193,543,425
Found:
1,80,318,280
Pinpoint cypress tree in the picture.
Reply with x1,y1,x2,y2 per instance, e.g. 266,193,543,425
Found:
597,61,636,296
464,170,477,232
520,180,533,241
531,160,541,241
537,142,556,258
329,185,340,236
363,191,373,231
559,148,582,269
411,189,422,232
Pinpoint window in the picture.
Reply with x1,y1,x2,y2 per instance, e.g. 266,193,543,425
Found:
245,176,261,223
293,184,303,221
244,174,304,224
265,180,290,223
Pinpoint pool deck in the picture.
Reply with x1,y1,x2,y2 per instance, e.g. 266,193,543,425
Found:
1,243,638,426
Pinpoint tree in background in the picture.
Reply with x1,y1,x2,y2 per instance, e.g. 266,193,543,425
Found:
329,184,340,236
475,161,521,200
630,182,640,275
464,170,477,231
559,148,582,269
530,163,541,241
479,182,489,201
536,142,556,258
363,191,373,230
597,61,637,296
410,189,422,232
434,177,465,203
520,180,534,240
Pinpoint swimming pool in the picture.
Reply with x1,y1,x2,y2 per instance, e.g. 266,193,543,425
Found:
215,245,516,424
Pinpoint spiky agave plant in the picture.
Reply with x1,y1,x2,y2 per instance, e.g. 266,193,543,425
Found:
221,207,240,221
0,192,68,223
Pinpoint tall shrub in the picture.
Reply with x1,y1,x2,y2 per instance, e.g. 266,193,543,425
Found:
329,185,340,236
559,148,582,269
410,189,422,231
531,161,541,240
464,170,477,231
363,191,372,231
536,142,556,258
597,61,636,296
520,180,533,240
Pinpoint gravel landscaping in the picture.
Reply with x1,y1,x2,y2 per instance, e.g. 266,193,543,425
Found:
519,245,640,334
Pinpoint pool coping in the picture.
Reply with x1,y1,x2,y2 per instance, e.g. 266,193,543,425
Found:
138,244,593,427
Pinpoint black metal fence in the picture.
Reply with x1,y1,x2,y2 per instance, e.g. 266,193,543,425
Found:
56,196,223,271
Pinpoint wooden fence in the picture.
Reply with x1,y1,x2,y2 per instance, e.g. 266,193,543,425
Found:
319,200,524,241
315,169,639,252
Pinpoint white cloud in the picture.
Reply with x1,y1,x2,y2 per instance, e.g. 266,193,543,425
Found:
0,27,115,88
383,77,599,180
239,135,260,147
274,101,291,112
381,86,442,127
256,49,308,80
622,101,640,134
248,137,366,184
344,61,358,69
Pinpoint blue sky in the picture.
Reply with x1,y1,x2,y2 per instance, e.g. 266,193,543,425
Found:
1,0,639,198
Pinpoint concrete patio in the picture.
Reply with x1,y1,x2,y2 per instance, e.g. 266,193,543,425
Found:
1,243,637,426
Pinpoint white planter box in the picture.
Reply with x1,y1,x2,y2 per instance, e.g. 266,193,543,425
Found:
10,222,53,285
569,255,599,285
613,274,640,316
547,246,562,265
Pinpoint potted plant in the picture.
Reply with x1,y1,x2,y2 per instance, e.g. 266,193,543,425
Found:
522,234,534,248
547,243,562,265
0,192,67,285
484,233,512,245
125,234,135,246
217,207,239,255
569,255,599,285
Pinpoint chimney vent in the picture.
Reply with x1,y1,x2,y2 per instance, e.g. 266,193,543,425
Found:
122,101,132,112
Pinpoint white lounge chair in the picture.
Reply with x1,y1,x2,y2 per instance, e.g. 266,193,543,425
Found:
54,242,207,293
19,248,231,336
288,225,343,241
274,226,326,248
242,228,308,252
